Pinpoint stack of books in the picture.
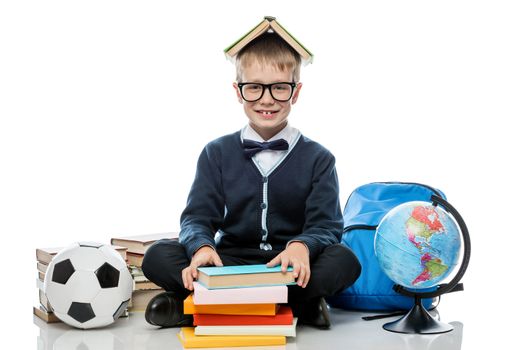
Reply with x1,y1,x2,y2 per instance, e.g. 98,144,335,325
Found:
178,264,297,348
34,247,63,323
110,232,178,311
33,245,128,323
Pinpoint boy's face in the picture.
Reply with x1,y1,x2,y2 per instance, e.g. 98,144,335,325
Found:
233,61,302,140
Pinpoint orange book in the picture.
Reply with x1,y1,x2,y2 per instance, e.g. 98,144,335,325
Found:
193,305,293,326
183,294,277,316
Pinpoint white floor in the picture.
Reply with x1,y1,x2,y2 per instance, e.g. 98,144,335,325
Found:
34,307,464,350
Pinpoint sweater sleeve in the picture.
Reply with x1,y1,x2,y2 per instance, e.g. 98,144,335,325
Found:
294,152,343,260
179,144,225,259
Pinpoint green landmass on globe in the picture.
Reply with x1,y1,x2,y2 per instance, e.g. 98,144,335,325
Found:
412,252,448,285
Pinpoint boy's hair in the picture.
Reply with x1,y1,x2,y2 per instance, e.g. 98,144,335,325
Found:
235,32,302,83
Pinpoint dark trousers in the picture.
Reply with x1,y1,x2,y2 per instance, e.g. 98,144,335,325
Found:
142,240,361,305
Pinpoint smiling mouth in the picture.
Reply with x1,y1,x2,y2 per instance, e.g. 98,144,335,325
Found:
257,110,279,117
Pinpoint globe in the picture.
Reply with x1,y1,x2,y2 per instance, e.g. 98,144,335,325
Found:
375,201,461,289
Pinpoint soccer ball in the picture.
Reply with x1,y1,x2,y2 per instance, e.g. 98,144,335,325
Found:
44,242,133,329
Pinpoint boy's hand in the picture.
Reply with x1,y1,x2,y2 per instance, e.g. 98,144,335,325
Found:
182,246,223,291
267,242,310,288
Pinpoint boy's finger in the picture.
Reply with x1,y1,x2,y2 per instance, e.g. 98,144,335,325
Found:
302,266,311,288
266,256,280,267
213,255,224,267
303,271,310,288
292,262,300,278
182,271,188,289
280,256,290,272
183,269,193,289
301,266,308,287
296,264,304,286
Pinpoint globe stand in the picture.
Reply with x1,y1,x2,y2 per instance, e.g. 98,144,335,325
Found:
381,195,471,335
383,296,453,334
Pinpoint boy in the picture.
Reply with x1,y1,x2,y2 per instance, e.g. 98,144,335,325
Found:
142,32,361,329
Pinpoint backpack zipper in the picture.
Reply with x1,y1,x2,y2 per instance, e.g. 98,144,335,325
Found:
343,224,376,233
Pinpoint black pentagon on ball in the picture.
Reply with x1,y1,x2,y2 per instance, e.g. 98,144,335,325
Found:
68,302,95,323
95,262,120,288
52,259,75,284
113,299,130,320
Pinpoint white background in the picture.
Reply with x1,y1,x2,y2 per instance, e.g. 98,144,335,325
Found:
1,1,523,348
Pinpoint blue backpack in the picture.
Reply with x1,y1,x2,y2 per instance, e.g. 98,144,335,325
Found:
327,182,444,311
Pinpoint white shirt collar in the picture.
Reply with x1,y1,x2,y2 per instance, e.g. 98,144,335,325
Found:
242,124,299,145
240,124,301,175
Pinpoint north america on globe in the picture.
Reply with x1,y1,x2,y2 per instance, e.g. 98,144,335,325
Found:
405,206,448,285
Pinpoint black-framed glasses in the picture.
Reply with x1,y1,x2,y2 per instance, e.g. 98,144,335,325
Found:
237,82,296,102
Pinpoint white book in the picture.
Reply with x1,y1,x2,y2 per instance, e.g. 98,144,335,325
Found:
194,318,297,337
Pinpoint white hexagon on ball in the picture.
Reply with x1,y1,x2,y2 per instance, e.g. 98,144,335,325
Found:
43,242,132,329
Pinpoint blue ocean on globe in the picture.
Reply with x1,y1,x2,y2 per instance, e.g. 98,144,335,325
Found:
374,201,461,289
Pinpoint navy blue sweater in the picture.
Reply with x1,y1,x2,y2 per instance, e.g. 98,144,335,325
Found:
179,130,343,261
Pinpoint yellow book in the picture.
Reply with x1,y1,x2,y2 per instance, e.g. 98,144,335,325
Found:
177,327,286,348
183,294,277,315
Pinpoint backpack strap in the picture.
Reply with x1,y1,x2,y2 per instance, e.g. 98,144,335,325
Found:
361,283,464,321
362,311,407,321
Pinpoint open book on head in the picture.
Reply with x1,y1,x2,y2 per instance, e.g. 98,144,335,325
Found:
224,16,313,65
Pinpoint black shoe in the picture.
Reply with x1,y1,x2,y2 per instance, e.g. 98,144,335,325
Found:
295,297,331,330
145,291,193,328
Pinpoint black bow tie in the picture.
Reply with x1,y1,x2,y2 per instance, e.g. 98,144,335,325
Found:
243,139,289,158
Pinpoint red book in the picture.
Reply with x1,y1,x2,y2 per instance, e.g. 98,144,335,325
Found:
193,306,293,326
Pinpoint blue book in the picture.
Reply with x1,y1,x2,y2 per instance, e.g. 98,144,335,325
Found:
197,264,296,289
